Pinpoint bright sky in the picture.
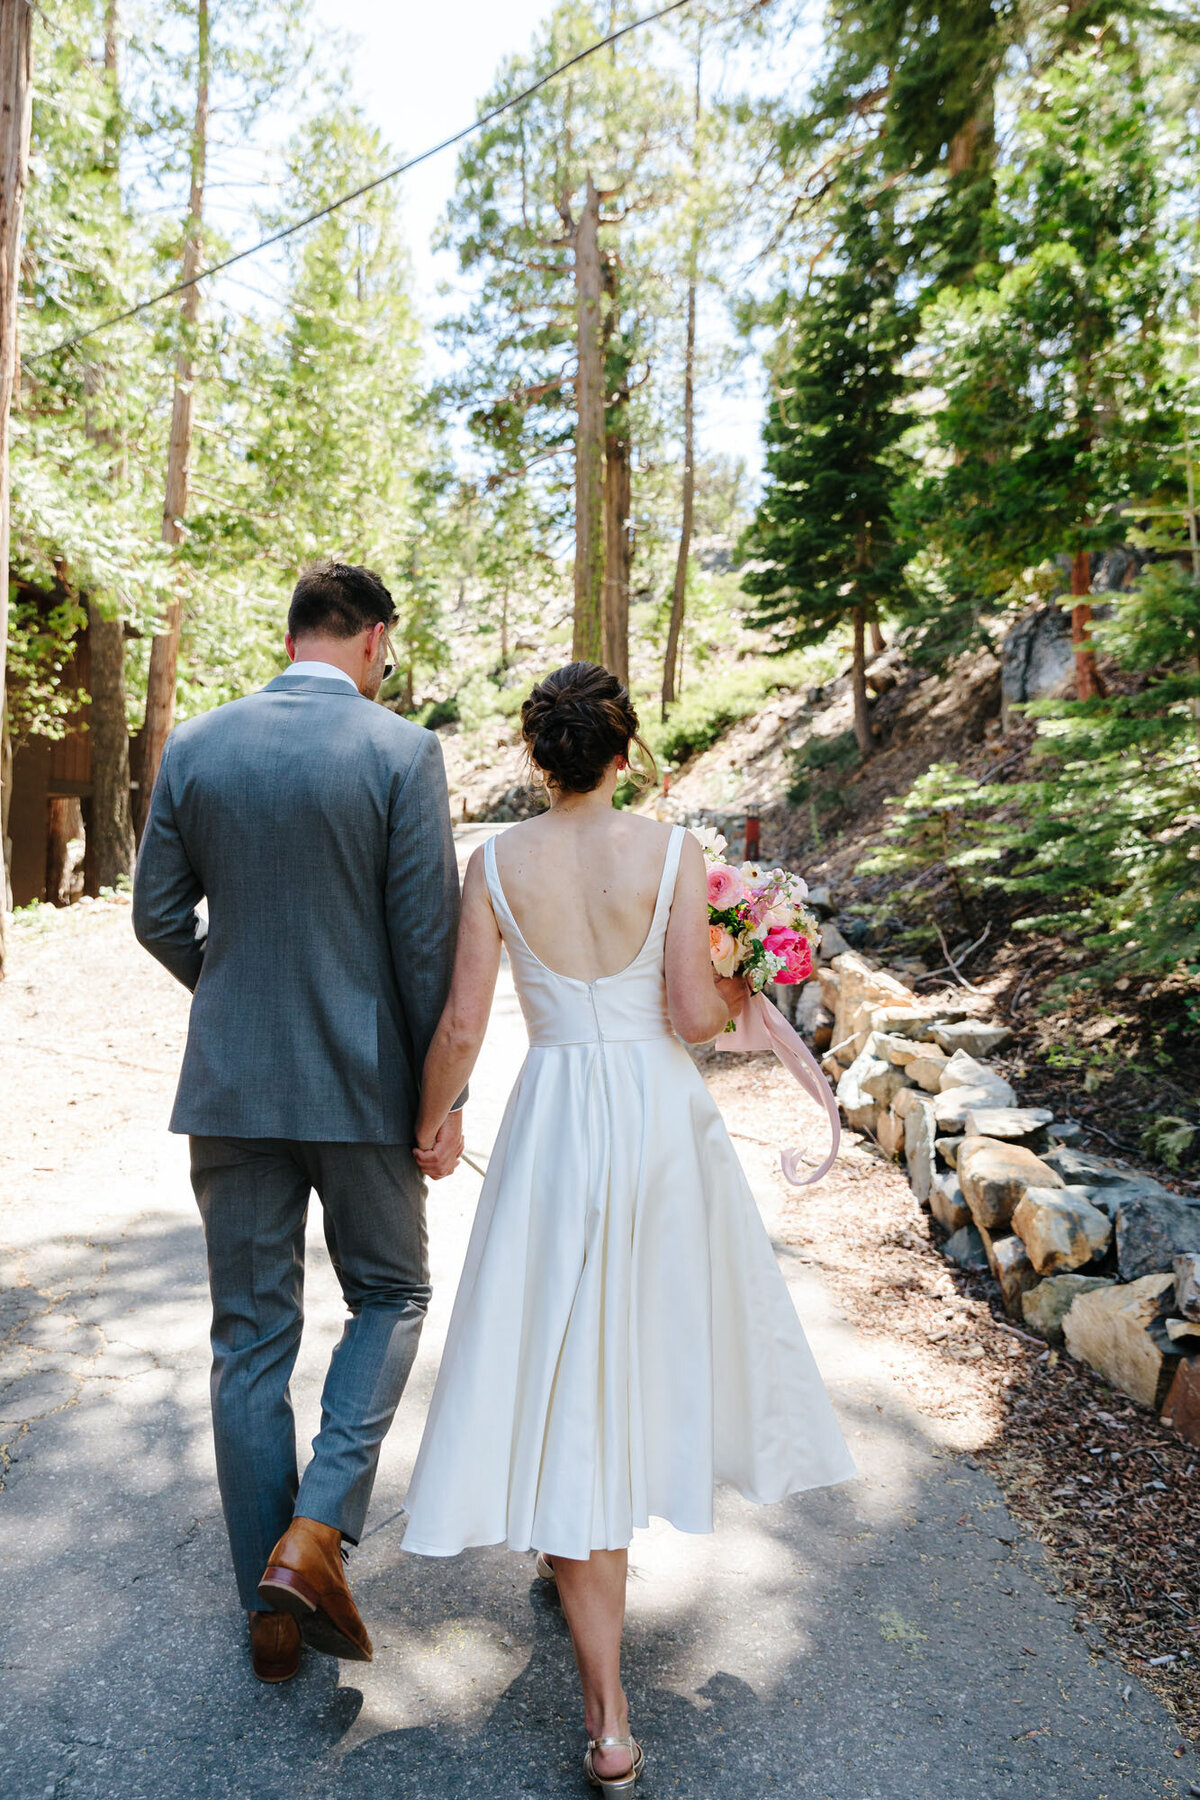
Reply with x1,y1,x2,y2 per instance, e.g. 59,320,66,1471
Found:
304,0,767,482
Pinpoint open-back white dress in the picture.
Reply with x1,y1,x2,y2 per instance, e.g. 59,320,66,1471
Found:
400,824,855,1560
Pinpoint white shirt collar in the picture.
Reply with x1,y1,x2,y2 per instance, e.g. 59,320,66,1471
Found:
287,660,358,691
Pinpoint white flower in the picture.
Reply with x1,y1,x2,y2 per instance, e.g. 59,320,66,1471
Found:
690,826,728,859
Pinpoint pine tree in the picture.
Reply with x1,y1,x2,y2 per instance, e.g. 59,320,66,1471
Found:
741,192,910,756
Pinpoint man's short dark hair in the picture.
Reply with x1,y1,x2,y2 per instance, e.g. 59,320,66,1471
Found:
288,559,396,640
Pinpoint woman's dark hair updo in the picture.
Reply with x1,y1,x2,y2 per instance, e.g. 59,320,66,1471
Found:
521,662,657,796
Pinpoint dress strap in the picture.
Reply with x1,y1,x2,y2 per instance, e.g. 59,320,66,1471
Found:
483,834,520,941
649,824,687,933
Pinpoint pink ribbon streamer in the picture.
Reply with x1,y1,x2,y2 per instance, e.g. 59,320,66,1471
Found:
716,990,841,1187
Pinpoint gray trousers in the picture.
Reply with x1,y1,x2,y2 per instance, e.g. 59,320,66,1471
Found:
190,1136,430,1611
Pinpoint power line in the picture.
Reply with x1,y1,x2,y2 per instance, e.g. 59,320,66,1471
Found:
29,0,693,367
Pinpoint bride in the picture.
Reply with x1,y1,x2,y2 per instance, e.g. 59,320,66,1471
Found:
403,661,855,1794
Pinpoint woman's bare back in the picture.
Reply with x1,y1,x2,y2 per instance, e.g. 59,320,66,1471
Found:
492,809,676,983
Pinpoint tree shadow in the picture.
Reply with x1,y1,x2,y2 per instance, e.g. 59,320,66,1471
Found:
0,1217,1190,1800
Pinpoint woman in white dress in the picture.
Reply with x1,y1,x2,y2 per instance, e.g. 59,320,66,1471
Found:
405,662,855,1794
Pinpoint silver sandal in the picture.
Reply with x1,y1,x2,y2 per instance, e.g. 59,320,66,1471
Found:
584,1733,644,1795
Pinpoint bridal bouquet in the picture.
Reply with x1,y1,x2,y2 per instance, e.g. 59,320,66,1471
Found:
695,829,820,993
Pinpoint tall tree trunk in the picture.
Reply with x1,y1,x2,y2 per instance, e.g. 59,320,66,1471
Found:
500,588,509,667
86,599,135,889
662,36,702,720
870,617,885,656
84,2,134,893
1070,548,1104,700
0,0,32,976
45,798,71,907
139,0,208,833
602,376,631,686
851,606,873,757
572,175,605,665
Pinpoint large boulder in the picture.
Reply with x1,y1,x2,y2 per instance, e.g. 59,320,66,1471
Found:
958,1136,1064,1230
932,1020,1015,1059
935,1135,965,1169
796,980,834,1046
929,1167,970,1233
904,1097,938,1203
1043,1146,1176,1198
963,1106,1053,1144
1022,1275,1113,1345
1063,1273,1180,1409
876,1107,905,1160
1116,1194,1200,1282
1011,1187,1112,1275
1001,602,1075,728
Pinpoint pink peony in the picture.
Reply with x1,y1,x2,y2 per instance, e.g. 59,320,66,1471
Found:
763,926,813,985
706,862,745,910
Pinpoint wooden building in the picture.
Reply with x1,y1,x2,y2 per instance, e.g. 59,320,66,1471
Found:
7,624,98,906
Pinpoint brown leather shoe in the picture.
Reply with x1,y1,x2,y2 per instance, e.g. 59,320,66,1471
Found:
248,1609,302,1683
257,1516,373,1662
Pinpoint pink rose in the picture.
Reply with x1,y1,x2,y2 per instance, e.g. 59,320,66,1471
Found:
707,863,745,910
763,927,813,985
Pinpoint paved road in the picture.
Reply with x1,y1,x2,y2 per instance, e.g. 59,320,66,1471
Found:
0,846,1189,1800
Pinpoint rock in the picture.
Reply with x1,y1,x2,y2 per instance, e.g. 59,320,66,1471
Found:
817,920,853,961
821,1050,846,1084
1011,1187,1113,1275
1116,1194,1200,1282
908,1052,949,1092
836,1046,883,1136
1001,602,1075,727
958,1136,1065,1230
1022,1275,1114,1345
862,1060,915,1106
876,1108,905,1160
1165,1319,1200,1344
873,1032,930,1066
816,967,840,1013
963,1106,1054,1144
929,1167,970,1233
1175,1253,1200,1321
807,884,834,915
938,1051,1016,1104
1063,1273,1181,1410
827,1035,858,1067
932,1020,1015,1059
830,953,914,1044
943,1223,990,1273
904,1097,938,1203
1043,1146,1174,1197
796,980,834,1045
934,1086,1014,1130
1048,1120,1083,1143
993,1234,1038,1316
892,1086,930,1121
935,1136,964,1170
1161,1357,1200,1448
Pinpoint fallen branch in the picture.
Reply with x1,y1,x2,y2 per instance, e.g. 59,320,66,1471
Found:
931,918,991,993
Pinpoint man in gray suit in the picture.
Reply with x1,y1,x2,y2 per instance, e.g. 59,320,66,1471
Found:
134,560,463,1684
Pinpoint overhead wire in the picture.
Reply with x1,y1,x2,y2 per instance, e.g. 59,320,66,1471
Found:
28,0,694,368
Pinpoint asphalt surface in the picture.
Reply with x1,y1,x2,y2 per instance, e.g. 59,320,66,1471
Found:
0,832,1190,1799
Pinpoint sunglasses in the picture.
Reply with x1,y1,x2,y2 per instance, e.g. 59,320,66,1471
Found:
382,626,398,681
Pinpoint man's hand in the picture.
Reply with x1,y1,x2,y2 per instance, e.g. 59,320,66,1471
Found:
714,974,748,1020
414,1110,464,1181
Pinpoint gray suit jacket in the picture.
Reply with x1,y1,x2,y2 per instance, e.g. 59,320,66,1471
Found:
132,669,461,1142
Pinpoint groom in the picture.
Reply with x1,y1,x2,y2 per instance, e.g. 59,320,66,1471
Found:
133,559,463,1683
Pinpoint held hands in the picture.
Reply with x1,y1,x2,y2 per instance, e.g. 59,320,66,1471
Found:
714,973,748,1021
414,1110,465,1181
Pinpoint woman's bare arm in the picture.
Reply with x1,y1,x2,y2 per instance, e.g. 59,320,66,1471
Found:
664,832,745,1043
414,848,503,1164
